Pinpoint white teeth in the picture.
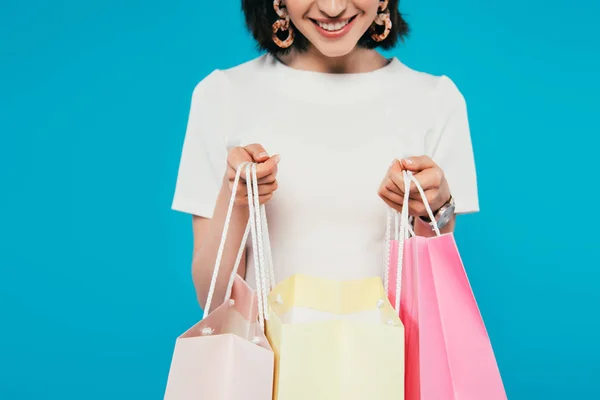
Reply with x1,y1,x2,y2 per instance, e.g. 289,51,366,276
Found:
317,19,350,32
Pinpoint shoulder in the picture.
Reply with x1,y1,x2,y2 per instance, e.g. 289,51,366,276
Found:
185,56,269,144
191,55,268,99
222,55,270,81
392,60,466,108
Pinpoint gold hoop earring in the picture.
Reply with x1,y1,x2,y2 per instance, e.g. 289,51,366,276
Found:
370,1,392,42
273,0,295,49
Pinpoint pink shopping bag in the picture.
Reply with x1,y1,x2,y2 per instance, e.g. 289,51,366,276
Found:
164,275,274,399
386,171,507,400
164,163,275,399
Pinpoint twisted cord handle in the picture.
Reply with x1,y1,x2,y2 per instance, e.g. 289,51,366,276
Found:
203,162,251,319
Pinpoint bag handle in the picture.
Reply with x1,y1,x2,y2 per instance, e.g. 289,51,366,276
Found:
384,171,412,311
202,162,274,327
408,171,441,236
243,163,275,327
222,163,275,326
386,170,441,311
203,162,252,319
251,166,276,292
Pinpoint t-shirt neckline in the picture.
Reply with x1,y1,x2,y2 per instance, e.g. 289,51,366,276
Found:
261,53,405,104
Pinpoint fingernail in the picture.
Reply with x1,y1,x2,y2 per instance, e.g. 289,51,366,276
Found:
403,159,413,165
258,152,269,159
273,154,281,164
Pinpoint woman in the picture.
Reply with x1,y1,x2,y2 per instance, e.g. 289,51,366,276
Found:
172,0,479,310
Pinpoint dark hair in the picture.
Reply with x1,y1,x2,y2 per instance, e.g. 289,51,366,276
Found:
241,0,410,55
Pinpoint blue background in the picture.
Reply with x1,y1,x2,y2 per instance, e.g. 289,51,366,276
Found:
1,0,598,398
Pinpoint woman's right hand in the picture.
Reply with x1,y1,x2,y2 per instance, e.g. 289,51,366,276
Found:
225,143,280,205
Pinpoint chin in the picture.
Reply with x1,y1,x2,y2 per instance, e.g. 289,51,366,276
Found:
313,42,357,58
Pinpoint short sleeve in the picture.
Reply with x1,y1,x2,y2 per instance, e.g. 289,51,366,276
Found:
171,70,228,218
425,76,480,214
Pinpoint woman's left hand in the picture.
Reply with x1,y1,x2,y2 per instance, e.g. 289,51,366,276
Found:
378,156,451,216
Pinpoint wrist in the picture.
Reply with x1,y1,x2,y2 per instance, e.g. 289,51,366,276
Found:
418,195,455,230
419,192,450,221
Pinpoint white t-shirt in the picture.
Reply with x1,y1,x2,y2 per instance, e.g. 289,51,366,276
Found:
172,54,479,288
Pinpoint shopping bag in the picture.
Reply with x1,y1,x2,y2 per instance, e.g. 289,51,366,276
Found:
386,171,507,400
243,163,405,400
265,273,405,400
164,275,274,399
164,163,274,400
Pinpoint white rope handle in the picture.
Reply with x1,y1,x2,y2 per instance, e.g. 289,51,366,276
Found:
250,164,271,323
385,170,442,311
382,171,416,305
394,171,412,311
384,205,410,295
203,162,251,319
384,207,392,293
245,163,267,328
251,164,276,317
224,168,277,304
223,219,251,301
222,163,275,329
409,173,441,236
202,161,276,329
260,206,276,291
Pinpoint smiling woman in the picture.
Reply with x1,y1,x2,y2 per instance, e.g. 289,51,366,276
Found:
170,0,483,396
172,0,478,341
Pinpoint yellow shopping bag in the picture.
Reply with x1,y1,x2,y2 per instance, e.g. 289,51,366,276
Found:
265,274,405,400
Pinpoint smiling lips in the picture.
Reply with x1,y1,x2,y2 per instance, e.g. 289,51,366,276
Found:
311,16,357,38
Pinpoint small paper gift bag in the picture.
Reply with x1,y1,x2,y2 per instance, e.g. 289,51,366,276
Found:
265,274,405,400
164,162,275,399
386,171,507,400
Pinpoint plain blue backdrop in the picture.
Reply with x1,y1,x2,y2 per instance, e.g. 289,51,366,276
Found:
1,0,598,398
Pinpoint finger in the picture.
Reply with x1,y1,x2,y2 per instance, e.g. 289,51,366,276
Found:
228,160,279,183
227,165,243,181
384,179,401,195
227,148,278,181
255,181,278,196
408,168,444,194
232,181,278,196
230,183,247,197
227,164,253,181
380,195,404,214
257,194,273,205
407,188,439,203
386,160,407,193
401,155,437,172
378,185,405,210
388,172,407,195
389,158,403,172
406,199,427,217
381,179,428,216
257,173,277,184
227,147,254,177
255,154,280,179
389,159,404,176
238,194,274,205
244,143,270,162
